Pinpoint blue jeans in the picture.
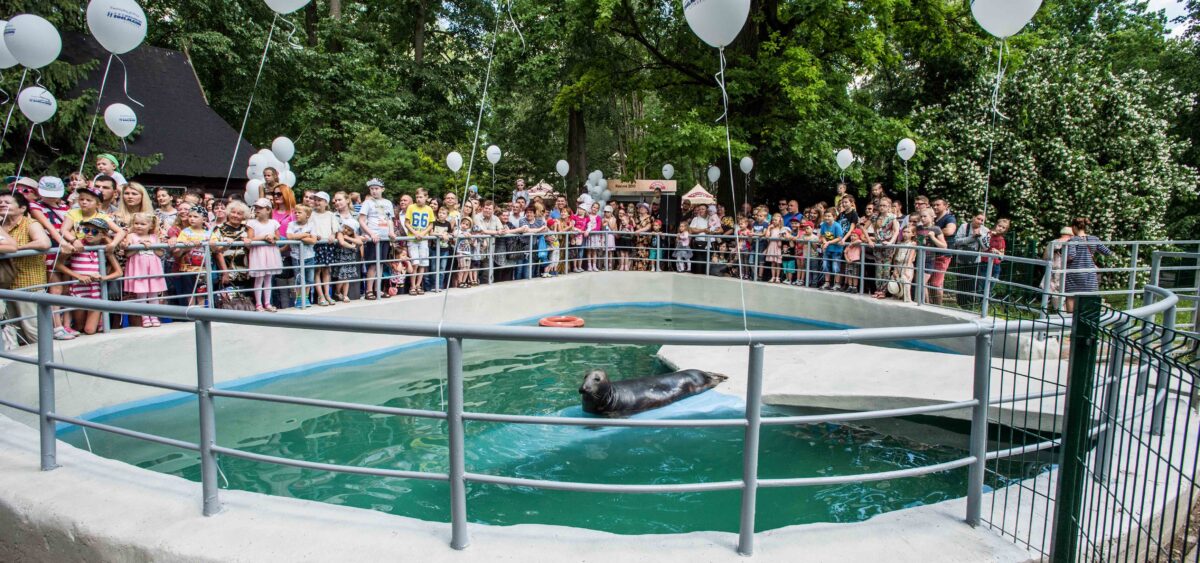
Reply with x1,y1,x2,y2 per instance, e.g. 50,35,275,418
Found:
822,254,843,277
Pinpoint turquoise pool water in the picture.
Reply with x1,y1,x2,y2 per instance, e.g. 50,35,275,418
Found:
60,304,1043,534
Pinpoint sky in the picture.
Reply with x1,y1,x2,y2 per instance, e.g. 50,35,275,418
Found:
1149,0,1191,36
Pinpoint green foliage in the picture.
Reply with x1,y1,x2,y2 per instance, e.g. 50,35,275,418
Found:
318,126,447,197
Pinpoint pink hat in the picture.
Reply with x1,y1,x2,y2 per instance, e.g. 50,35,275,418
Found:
253,197,272,208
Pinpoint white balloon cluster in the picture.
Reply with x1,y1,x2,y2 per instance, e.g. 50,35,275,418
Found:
244,136,296,200
584,169,611,203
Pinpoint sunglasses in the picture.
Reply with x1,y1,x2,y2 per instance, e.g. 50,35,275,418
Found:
272,192,283,197
80,226,103,235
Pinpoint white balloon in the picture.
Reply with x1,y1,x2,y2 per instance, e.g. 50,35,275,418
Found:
896,138,917,162
589,170,603,182
245,179,264,202
836,149,854,171
17,87,56,123
247,155,266,180
87,0,148,55
707,165,720,183
555,159,569,177
446,151,463,173
739,156,754,174
971,0,1042,39
597,179,608,190
281,170,296,187
263,0,312,15
683,0,751,49
271,136,295,163
0,21,18,69
486,145,501,165
662,164,674,180
103,103,137,137
4,15,62,69
600,190,612,201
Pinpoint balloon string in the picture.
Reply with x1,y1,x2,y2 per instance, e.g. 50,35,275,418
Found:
1,69,28,158
13,125,35,186
38,124,57,153
505,0,525,53
438,0,504,335
80,54,115,175
222,15,277,196
716,47,750,337
112,54,145,107
981,38,1008,221
277,15,301,47
120,137,129,170
903,160,910,212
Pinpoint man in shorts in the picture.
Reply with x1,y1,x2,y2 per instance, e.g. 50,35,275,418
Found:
928,198,958,305
404,187,435,294
357,178,395,299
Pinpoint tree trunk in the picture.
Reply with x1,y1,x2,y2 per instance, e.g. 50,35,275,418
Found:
566,107,587,196
413,0,429,66
304,2,318,47
330,0,342,20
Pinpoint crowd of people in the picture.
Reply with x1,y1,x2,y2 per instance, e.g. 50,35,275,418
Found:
0,157,1112,346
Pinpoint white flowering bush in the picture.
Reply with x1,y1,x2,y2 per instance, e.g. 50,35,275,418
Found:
917,35,1198,243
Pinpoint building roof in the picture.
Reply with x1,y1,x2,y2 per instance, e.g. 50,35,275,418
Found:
62,34,254,181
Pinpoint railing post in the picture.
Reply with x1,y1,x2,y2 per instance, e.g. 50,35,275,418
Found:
1151,303,1177,435
1126,242,1139,309
487,237,495,284
738,342,764,556
36,303,57,472
1040,256,1053,313
1049,295,1102,562
858,245,866,294
1095,319,1127,483
446,337,469,550
195,320,222,516
298,247,309,307
374,239,383,295
981,264,993,319
916,248,926,306
966,327,992,526
434,242,442,292
98,247,111,332
527,234,534,279
203,242,215,308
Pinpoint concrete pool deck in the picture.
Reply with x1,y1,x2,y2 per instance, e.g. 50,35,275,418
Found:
658,343,1070,432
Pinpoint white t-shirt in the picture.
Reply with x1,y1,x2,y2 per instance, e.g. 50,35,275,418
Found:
287,221,316,261
95,171,128,186
335,212,361,235
310,210,337,240
689,216,712,243
359,198,394,237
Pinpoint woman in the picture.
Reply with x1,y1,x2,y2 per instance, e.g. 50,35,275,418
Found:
270,184,297,308
1,192,52,342
1064,217,1112,313
210,201,253,294
330,192,362,299
634,203,653,271
154,187,178,237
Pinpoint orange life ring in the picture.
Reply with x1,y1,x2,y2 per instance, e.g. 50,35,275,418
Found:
539,315,585,328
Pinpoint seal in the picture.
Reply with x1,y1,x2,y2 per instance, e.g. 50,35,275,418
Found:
578,368,728,417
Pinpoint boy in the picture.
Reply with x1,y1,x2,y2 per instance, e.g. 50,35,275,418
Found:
404,187,435,295
357,178,395,300
429,205,453,291
818,211,845,290
286,204,319,307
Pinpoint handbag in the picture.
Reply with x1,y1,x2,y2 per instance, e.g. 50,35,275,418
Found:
0,258,17,289
216,288,256,311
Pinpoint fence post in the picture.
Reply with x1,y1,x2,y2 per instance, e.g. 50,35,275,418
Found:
1094,318,1128,483
1040,256,1053,313
298,247,309,307
487,237,495,284
916,248,926,306
981,263,993,319
1127,242,1139,309
858,245,866,294
195,320,222,516
98,247,111,332
966,327,992,526
446,337,469,550
374,239,383,295
434,243,442,292
1151,303,1177,435
36,303,57,472
203,242,216,308
1049,295,1102,562
738,342,765,556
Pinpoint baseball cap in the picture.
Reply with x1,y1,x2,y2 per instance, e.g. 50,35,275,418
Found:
366,178,385,189
799,220,815,228
37,176,65,198
604,205,613,212
75,185,103,200
315,191,330,202
254,197,272,208
82,217,109,231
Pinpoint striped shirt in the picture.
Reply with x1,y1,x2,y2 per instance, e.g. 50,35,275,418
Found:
68,251,102,299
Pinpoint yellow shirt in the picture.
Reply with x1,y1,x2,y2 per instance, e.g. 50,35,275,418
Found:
65,208,113,238
405,205,434,235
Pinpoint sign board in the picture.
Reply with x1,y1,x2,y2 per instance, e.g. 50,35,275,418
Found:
609,179,678,196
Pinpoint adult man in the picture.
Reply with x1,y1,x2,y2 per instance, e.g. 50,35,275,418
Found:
515,206,548,279
687,204,712,274
928,198,958,305
357,178,395,299
782,200,801,226
473,200,505,283
95,176,120,215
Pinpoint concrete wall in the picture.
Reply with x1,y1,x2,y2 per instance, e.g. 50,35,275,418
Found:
0,272,978,430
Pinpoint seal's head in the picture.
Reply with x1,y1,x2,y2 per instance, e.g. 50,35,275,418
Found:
578,369,611,397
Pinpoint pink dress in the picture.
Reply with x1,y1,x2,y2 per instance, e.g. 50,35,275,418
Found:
246,218,283,277
123,234,168,293
764,227,783,264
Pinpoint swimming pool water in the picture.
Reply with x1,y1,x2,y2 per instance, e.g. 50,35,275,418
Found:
60,304,1045,534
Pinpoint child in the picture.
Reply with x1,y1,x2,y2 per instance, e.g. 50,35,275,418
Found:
247,198,283,312
819,211,845,290
454,217,476,288
310,192,338,306
56,218,123,335
334,222,363,302
711,242,730,277
172,208,211,308
585,204,605,272
389,245,412,295
890,224,918,302
795,220,819,287
841,220,865,293
61,185,125,253
782,240,797,285
404,187,434,296
286,204,319,308
674,223,692,272
649,220,663,272
737,217,754,279
764,214,784,283
124,213,168,326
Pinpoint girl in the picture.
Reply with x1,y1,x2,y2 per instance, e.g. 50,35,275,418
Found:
246,198,283,312
125,213,168,325
154,187,178,237
454,217,475,288
674,223,692,272
570,205,588,272
603,205,617,271
890,224,918,302
737,217,754,280
634,203,652,271
763,214,784,283
616,207,635,271
309,193,337,306
56,218,123,335
649,219,664,272
841,221,865,293
172,208,212,307
334,222,364,301
585,203,605,272
28,177,75,338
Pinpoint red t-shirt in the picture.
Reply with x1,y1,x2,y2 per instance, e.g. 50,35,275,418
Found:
989,234,1007,264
